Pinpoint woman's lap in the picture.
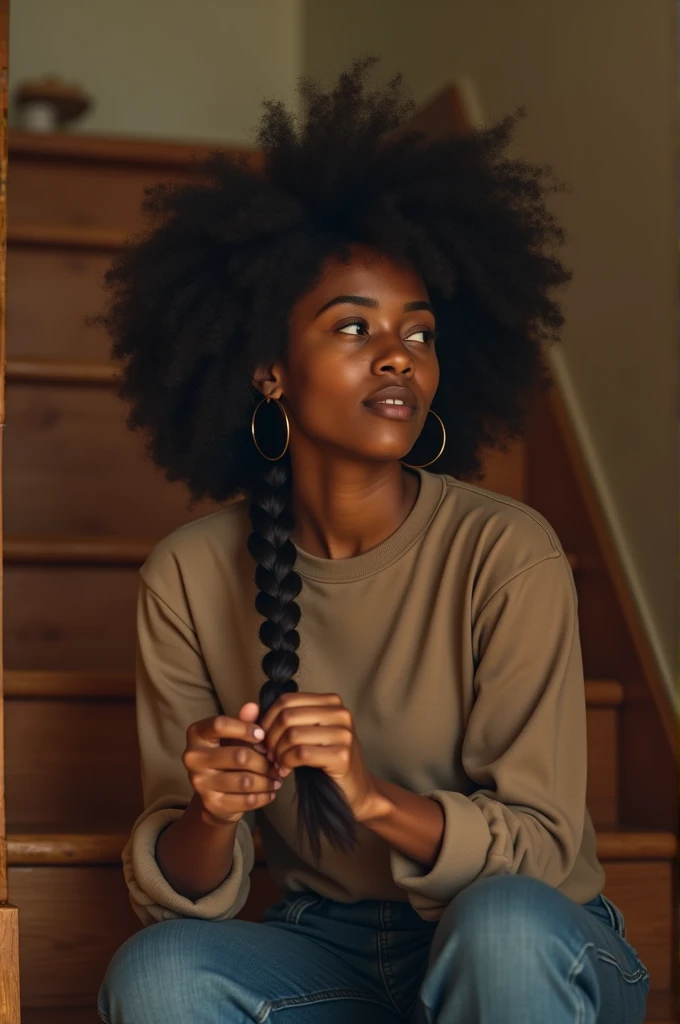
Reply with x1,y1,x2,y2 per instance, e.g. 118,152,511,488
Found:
98,877,650,1024
97,894,409,1024
413,874,649,1023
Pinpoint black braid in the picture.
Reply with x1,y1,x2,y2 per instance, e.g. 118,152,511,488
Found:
247,453,359,863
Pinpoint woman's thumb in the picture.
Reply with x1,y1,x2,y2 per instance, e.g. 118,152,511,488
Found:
239,701,260,722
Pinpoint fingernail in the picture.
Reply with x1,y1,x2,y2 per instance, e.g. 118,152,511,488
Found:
273,780,282,789
253,727,265,739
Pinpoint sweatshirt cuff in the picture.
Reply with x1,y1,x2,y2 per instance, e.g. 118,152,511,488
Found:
390,790,491,905
123,806,254,925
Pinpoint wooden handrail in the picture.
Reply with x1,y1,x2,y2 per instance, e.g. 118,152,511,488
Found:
548,386,677,751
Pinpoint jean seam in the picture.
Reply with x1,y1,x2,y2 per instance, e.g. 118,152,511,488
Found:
599,894,627,939
261,987,399,1021
567,940,595,1024
284,896,321,925
595,948,650,984
376,902,410,1018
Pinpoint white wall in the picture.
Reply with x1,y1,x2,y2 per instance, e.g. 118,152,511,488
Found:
8,0,303,143
304,0,678,699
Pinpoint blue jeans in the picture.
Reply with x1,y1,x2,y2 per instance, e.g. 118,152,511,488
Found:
98,875,650,1023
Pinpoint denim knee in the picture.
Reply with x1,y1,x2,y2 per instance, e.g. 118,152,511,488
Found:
98,919,205,1023
436,874,579,968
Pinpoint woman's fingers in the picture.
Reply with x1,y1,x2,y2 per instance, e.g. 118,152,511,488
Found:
185,742,280,778
272,725,352,764
199,769,282,796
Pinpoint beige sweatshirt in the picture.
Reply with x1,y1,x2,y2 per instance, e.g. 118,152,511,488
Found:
122,465,605,926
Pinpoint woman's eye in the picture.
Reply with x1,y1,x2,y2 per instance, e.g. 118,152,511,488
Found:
337,321,366,336
407,328,438,344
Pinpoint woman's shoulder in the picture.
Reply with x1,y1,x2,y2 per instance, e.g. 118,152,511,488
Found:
435,472,569,582
140,496,250,596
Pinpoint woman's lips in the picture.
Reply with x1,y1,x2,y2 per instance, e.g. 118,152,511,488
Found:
362,401,416,420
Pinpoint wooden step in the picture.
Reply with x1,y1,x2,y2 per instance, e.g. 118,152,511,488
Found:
3,376,220,537
645,990,679,1023
6,357,117,385
19,992,679,1024
4,536,154,566
10,824,672,870
4,671,622,702
9,222,128,249
3,673,622,828
8,826,676,1010
21,1010,99,1024
4,535,579,570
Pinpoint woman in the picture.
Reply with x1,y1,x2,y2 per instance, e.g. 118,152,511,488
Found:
96,56,650,1024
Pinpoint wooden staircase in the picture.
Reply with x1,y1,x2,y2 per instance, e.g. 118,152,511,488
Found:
4,667,677,1019
4,125,677,1021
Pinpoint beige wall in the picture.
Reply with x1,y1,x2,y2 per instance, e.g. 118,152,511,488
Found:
9,0,303,143
305,0,678,700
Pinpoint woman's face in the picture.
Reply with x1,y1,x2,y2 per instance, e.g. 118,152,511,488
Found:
256,242,440,467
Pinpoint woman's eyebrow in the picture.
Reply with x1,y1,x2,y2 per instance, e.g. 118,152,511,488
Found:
314,295,377,317
314,295,434,318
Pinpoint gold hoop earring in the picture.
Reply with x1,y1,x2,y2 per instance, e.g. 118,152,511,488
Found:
251,396,291,461
401,409,447,469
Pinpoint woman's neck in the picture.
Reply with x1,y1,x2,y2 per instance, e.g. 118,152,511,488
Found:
287,463,421,561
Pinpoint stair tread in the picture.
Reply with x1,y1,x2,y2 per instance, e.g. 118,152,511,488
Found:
3,535,154,565
6,671,620,703
645,989,679,1022
8,824,677,866
21,1010,99,1024
0,533,578,574
18,991,678,1024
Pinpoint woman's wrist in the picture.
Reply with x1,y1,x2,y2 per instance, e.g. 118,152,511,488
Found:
155,792,240,901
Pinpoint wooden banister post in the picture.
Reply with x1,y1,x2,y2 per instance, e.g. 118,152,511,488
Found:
0,3,21,1021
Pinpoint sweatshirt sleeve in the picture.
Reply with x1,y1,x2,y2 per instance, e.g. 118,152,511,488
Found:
389,551,587,920
121,574,255,927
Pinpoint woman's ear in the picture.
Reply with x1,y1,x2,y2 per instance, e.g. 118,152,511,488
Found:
252,364,283,401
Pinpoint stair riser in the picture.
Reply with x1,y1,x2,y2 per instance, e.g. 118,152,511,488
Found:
11,864,281,1009
4,698,619,828
4,381,215,539
4,699,142,826
11,860,671,1009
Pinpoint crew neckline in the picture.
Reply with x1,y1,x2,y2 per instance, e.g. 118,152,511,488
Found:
291,466,447,583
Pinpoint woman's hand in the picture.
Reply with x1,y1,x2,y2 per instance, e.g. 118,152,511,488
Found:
182,704,283,828
257,691,384,824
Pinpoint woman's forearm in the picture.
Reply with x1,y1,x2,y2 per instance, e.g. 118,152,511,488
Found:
155,792,239,901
